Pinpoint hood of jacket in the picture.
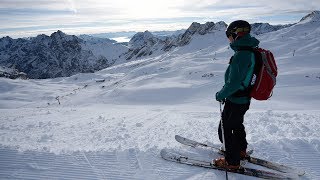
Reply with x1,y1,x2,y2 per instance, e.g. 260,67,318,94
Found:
230,34,260,51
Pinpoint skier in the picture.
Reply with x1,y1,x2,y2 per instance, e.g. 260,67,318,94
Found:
214,20,259,170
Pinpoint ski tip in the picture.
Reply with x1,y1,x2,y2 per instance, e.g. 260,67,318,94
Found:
160,149,169,160
160,149,167,157
283,167,305,176
160,149,174,159
279,166,305,176
175,135,182,140
296,169,306,176
175,135,191,143
285,173,300,180
175,135,188,144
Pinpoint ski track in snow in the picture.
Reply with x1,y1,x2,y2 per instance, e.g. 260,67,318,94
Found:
0,106,319,179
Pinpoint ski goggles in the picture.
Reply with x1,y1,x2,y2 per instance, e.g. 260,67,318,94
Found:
226,27,250,38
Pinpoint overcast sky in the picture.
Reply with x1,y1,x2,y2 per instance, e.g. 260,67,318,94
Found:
0,0,319,38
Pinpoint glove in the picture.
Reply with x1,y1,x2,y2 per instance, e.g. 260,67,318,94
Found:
215,92,225,103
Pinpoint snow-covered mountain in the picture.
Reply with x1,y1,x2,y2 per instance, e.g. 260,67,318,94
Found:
299,10,320,24
250,11,319,35
2,10,318,80
251,23,293,35
168,21,227,47
123,21,227,60
122,20,297,60
123,30,165,60
0,19,301,79
0,31,127,79
0,10,320,180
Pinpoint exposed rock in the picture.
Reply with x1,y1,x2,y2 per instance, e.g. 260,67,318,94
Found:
251,23,293,35
0,66,27,79
0,31,126,79
299,10,320,23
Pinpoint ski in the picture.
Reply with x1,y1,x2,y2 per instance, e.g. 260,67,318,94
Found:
175,135,305,176
161,149,297,179
175,135,254,155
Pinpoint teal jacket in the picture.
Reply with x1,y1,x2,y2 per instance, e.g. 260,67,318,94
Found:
216,34,260,104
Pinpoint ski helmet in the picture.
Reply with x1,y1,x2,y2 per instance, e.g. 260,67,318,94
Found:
226,20,251,39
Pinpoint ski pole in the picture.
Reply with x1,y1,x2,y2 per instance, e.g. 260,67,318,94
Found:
220,101,228,180
220,101,226,152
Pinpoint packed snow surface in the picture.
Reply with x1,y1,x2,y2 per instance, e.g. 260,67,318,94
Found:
1,20,320,179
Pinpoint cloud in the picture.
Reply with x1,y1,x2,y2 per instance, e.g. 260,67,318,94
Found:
0,0,68,10
176,0,319,17
66,0,77,13
0,0,319,38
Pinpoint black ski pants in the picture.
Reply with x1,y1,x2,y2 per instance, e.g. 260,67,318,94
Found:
218,99,250,165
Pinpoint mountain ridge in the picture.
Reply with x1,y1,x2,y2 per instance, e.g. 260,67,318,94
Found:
0,32,127,79
0,10,318,79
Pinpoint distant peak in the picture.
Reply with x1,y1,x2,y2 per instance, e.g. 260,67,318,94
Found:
57,30,65,34
188,22,201,30
214,21,228,29
50,30,67,38
185,21,227,35
132,30,154,39
299,10,320,23
1,36,12,40
49,30,80,42
128,30,157,49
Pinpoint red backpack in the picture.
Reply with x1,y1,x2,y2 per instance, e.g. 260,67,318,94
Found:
249,48,278,100
233,47,278,100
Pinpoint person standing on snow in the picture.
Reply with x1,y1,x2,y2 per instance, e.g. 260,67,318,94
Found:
214,20,259,170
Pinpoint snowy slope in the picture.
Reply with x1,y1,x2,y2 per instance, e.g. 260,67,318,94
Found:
1,12,320,179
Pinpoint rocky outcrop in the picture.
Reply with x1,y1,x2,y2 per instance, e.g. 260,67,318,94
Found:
165,21,227,49
0,31,125,79
0,66,27,79
251,23,293,35
124,21,228,59
299,10,320,24
123,31,163,60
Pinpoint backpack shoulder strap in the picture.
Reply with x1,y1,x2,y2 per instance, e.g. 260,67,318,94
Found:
231,46,260,98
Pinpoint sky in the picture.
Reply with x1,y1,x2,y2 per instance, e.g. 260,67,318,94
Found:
0,0,319,38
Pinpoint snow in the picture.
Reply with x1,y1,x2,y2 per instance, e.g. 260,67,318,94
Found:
0,66,16,74
111,36,131,43
1,15,320,179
